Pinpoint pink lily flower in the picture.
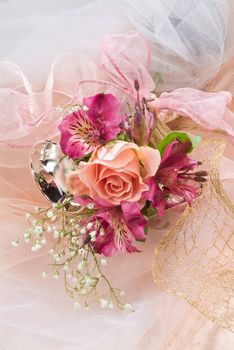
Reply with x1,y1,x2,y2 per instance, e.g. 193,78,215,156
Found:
58,93,123,159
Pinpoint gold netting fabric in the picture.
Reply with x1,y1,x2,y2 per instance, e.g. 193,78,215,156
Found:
153,138,234,332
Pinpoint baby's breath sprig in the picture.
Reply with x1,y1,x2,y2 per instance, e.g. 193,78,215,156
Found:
19,202,132,311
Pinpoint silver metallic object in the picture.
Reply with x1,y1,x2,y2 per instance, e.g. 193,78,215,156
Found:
30,141,73,203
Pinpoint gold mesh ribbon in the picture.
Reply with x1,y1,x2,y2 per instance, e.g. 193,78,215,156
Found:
152,136,234,332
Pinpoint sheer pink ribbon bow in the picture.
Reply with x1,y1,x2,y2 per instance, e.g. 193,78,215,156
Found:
149,88,234,136
0,31,233,148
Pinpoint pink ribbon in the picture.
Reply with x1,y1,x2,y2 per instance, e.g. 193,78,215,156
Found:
150,88,234,136
0,31,233,148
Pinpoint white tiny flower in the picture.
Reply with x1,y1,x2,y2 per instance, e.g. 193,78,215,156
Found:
87,203,94,209
86,222,93,230
89,230,96,238
84,276,92,287
69,218,75,224
90,230,96,242
51,215,57,222
99,298,109,308
124,303,132,311
42,271,47,278
47,225,53,233
24,232,30,242
74,224,80,229
74,302,81,309
99,228,105,236
34,206,40,212
47,210,54,218
100,258,107,266
32,219,37,226
71,231,77,236
82,105,89,111
120,290,125,296
25,213,31,219
80,227,87,235
69,250,76,257
52,203,57,208
33,225,43,236
11,238,19,247
31,243,41,252
49,248,55,255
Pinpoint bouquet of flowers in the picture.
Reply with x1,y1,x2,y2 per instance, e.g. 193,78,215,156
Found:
18,78,208,311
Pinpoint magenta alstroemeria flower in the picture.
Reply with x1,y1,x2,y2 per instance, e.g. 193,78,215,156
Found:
83,201,147,257
145,140,198,212
83,93,123,141
156,139,198,205
58,93,123,159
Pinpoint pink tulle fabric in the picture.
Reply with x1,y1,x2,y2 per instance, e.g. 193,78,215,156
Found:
1,32,234,349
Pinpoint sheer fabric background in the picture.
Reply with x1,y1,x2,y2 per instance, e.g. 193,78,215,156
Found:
0,0,234,349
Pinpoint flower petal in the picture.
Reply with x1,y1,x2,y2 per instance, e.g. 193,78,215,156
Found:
121,201,147,241
113,216,139,253
58,110,99,159
137,146,161,178
143,178,165,217
160,140,192,168
84,93,123,141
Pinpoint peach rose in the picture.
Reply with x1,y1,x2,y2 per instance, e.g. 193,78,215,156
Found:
66,141,161,205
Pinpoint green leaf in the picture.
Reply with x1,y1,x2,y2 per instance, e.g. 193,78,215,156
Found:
105,139,117,148
157,131,201,156
141,202,157,218
117,132,127,141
